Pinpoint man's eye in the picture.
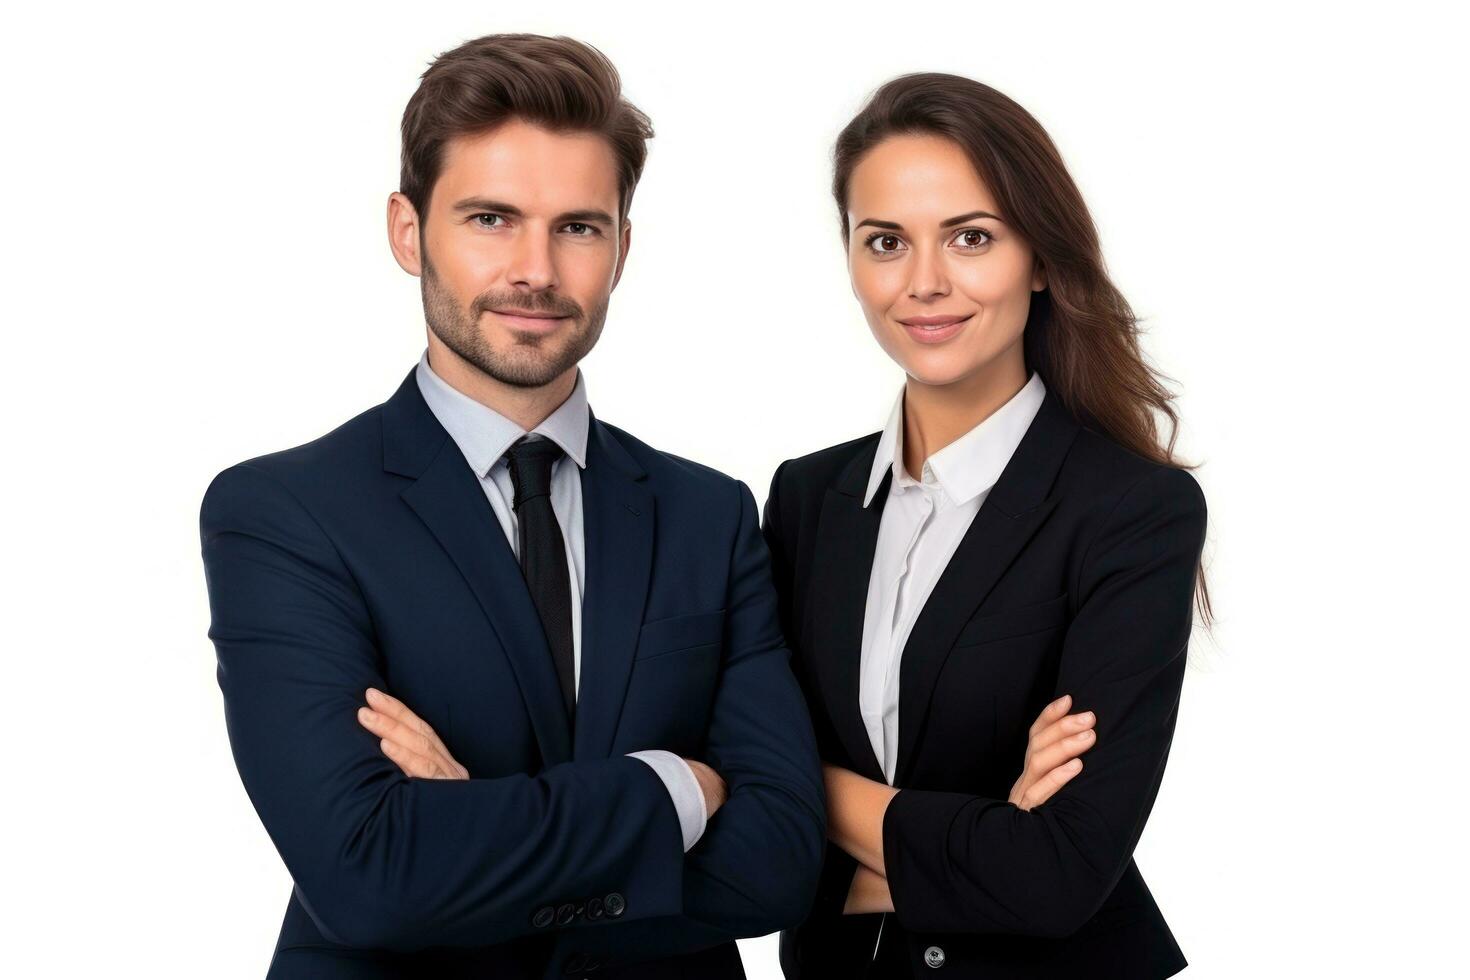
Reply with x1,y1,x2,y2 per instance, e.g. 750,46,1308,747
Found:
563,222,596,236
473,214,504,228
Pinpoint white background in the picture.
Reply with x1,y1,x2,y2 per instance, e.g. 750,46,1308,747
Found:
3,1,1466,976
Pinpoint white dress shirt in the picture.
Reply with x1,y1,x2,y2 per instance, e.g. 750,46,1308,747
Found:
414,348,707,850
859,371,1048,784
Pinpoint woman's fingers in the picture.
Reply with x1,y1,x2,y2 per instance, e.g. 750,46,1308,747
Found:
1029,709,1096,757
1029,694,1071,738
1017,758,1084,811
1027,724,1097,780
1010,698,1097,807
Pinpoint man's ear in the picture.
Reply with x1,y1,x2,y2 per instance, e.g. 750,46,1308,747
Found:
610,219,632,291
387,192,423,276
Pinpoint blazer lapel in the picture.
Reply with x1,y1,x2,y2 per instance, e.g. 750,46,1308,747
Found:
381,367,573,768
892,387,1081,784
572,415,655,761
804,437,888,783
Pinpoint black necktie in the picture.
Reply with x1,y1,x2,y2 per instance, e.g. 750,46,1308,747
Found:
504,436,576,724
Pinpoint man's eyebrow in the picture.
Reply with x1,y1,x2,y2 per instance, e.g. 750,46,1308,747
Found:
450,199,615,227
556,208,616,227
451,197,524,216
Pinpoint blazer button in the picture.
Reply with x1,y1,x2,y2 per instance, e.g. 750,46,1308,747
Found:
603,892,626,918
531,906,555,928
556,902,577,926
924,945,946,968
585,897,605,920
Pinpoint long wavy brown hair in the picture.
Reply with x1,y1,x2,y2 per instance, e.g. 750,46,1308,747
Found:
833,72,1213,631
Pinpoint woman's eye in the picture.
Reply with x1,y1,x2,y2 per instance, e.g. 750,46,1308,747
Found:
864,233,906,255
952,228,993,249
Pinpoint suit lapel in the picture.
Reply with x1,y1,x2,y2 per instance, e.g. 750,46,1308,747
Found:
804,438,888,783
892,387,1081,784
381,367,573,767
573,416,655,761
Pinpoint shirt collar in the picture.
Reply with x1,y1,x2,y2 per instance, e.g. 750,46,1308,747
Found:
862,370,1047,508
414,347,590,479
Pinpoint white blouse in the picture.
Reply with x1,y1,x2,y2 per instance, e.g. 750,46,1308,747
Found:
858,371,1048,784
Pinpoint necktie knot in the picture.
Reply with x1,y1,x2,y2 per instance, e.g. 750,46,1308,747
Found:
505,436,564,511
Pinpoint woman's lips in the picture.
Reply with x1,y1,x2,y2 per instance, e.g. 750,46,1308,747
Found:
897,313,973,344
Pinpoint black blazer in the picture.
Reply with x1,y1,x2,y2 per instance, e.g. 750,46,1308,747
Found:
763,384,1206,979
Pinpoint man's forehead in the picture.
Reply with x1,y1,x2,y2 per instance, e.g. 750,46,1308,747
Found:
436,122,620,213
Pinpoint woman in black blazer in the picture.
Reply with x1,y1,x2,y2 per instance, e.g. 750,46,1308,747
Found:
765,73,1211,979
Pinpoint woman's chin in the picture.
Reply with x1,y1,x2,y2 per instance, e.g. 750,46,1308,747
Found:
898,358,981,390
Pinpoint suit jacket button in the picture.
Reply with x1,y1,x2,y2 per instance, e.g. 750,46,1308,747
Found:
924,945,946,968
556,902,577,926
603,892,626,918
585,897,605,920
562,952,589,974
531,906,555,928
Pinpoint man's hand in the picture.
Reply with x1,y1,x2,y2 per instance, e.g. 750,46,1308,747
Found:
683,758,728,819
1009,693,1096,810
357,687,469,780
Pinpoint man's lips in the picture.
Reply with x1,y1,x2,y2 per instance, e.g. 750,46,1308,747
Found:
486,308,573,332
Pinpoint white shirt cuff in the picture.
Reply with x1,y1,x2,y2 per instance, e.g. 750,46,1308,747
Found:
626,749,708,852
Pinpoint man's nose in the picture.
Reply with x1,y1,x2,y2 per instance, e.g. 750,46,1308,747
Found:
506,224,557,292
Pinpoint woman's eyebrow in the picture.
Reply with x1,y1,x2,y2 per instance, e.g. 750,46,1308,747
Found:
854,210,1004,232
940,210,1002,227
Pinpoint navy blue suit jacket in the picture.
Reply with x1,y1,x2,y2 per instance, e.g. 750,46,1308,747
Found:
199,366,825,979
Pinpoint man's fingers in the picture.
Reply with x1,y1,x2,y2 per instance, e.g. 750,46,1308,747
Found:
1028,694,1072,738
380,737,448,779
359,706,467,778
366,688,455,760
359,705,436,759
1020,758,1083,810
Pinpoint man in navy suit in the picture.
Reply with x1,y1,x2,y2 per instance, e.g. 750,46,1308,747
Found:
199,33,824,979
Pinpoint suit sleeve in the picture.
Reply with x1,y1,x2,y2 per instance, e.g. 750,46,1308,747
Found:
760,459,867,920
549,476,827,970
880,465,1208,939
200,462,687,953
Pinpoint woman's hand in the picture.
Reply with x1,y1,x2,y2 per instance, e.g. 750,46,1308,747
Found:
1009,693,1095,810
842,864,895,915
356,687,469,779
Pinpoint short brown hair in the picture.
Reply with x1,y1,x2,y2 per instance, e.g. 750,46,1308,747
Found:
399,33,654,224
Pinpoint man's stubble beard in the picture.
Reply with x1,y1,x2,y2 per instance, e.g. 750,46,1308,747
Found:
420,243,608,390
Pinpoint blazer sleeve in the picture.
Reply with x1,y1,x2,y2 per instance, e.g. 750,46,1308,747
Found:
549,476,828,971
880,465,1208,939
199,462,688,953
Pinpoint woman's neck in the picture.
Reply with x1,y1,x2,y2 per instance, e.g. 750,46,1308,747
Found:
901,353,1029,479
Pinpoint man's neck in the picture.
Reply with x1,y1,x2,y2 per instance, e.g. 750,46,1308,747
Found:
425,340,578,432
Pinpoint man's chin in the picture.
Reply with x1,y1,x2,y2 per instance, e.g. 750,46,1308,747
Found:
479,347,581,389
